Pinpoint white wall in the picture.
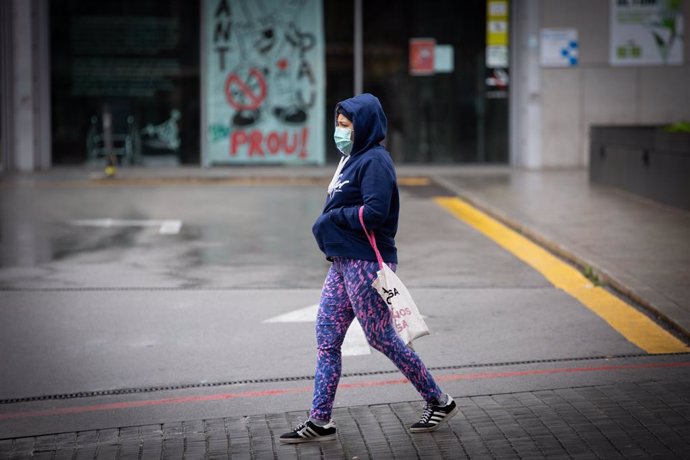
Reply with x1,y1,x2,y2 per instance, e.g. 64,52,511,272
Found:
514,0,690,168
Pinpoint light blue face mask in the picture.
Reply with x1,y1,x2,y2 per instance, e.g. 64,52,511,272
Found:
333,126,353,156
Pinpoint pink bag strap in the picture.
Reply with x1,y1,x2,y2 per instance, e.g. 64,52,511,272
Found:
358,206,385,270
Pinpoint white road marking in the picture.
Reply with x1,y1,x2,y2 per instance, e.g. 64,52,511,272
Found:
265,304,318,323
264,304,371,356
69,219,183,235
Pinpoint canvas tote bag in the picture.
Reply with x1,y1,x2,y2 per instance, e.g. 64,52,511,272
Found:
358,206,430,345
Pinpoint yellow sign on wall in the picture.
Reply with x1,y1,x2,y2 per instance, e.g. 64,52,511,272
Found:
486,0,509,68
487,0,509,45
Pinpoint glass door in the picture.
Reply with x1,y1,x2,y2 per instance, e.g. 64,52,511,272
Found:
359,0,508,164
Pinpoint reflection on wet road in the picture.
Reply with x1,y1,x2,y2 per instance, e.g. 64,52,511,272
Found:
0,184,328,288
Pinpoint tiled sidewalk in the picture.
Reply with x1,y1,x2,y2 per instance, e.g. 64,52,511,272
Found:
2,380,689,459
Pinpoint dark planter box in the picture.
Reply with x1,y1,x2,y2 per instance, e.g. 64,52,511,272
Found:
590,126,690,210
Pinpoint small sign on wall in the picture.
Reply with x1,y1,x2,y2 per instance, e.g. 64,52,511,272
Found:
434,45,454,73
540,28,579,67
409,38,436,75
409,39,455,75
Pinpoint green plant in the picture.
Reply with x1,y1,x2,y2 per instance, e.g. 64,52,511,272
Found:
649,0,683,63
583,266,601,286
664,120,690,133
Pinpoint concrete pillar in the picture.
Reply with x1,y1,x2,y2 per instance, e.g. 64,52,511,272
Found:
510,0,542,169
0,0,14,171
0,0,51,172
354,0,363,96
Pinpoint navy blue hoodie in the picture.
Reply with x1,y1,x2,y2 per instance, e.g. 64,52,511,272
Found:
312,93,398,263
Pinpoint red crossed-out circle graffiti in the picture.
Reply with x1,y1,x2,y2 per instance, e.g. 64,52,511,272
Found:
224,67,267,111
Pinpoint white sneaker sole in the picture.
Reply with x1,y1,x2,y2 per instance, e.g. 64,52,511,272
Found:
409,406,459,433
279,433,337,444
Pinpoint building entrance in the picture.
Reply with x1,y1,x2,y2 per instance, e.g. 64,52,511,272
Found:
324,0,508,164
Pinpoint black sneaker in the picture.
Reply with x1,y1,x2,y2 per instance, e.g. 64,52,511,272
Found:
410,396,458,432
279,420,337,444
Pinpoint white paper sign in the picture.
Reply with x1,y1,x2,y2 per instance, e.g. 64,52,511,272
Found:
610,0,684,66
487,46,509,68
540,28,579,67
434,45,454,73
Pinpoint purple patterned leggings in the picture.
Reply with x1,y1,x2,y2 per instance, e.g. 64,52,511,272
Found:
310,257,443,421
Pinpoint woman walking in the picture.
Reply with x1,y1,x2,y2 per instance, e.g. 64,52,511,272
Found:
280,93,457,444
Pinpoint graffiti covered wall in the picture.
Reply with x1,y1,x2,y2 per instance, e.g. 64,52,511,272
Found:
204,0,325,165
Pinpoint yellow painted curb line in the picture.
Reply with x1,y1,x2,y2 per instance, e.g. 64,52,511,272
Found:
398,177,430,186
435,196,689,354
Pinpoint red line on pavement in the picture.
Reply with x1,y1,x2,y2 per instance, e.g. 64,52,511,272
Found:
1,361,688,421
0,387,312,422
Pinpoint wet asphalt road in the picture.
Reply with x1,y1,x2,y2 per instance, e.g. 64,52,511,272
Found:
1,176,688,439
